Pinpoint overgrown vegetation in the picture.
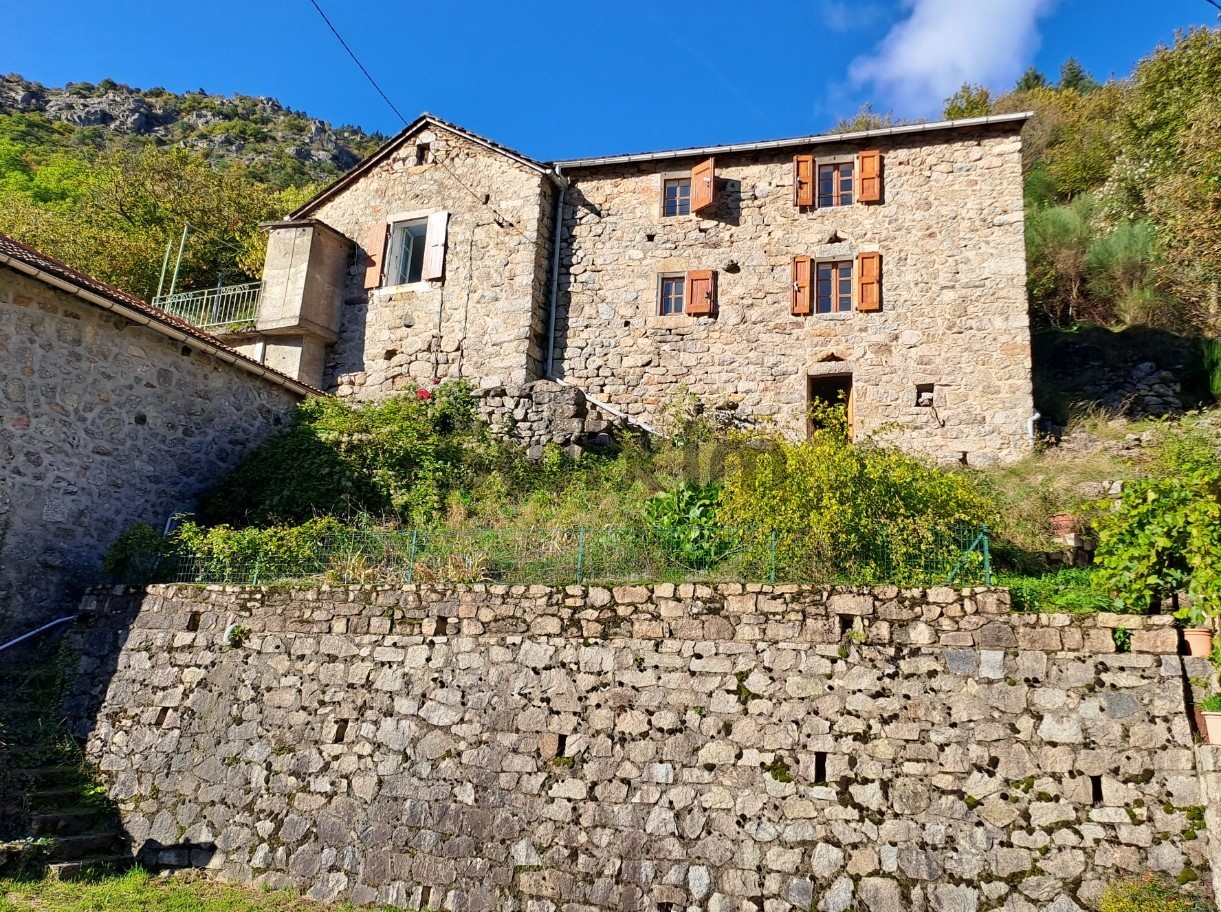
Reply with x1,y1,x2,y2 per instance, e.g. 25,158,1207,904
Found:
0,867,366,912
950,30,1221,335
1098,874,1215,912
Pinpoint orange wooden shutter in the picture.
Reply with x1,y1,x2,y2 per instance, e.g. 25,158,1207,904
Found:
422,210,450,281
691,157,716,213
858,150,882,203
857,251,881,312
686,269,715,315
791,255,812,315
363,223,388,289
793,155,815,207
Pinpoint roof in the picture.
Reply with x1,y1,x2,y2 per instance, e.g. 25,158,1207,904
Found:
290,113,554,219
0,232,319,398
553,112,1033,169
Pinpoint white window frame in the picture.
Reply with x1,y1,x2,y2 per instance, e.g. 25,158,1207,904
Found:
377,208,441,293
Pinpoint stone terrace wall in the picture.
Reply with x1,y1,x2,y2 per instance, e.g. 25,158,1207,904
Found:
473,379,629,457
0,269,302,636
66,584,1210,912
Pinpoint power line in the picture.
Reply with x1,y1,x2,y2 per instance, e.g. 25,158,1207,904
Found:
305,0,409,127
1207,0,1221,11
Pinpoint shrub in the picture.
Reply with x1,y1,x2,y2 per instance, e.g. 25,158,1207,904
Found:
1001,569,1111,613
101,522,173,584
171,515,346,582
1098,874,1214,912
645,482,737,571
1092,467,1221,615
199,383,485,527
1204,339,1221,402
718,410,996,584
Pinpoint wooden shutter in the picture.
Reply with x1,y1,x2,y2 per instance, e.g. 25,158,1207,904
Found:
857,251,881,312
686,269,715,315
791,255,812,315
422,211,449,282
858,150,882,203
793,155,815,207
363,223,388,290
691,158,716,214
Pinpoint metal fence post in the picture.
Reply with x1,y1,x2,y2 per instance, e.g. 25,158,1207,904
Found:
251,556,261,586
768,530,777,585
407,531,418,584
576,529,586,584
981,524,992,586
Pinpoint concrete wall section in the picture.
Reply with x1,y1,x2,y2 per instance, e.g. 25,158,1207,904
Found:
0,269,302,636
67,583,1208,911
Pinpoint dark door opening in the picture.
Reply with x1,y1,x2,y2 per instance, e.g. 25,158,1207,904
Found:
808,374,854,439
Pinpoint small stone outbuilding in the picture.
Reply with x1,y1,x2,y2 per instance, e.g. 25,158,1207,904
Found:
0,234,311,635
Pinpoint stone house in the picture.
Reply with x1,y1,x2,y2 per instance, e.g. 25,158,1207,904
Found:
0,233,311,636
211,112,1034,465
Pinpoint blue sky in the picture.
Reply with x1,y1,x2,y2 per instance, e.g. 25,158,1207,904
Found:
5,1,1217,160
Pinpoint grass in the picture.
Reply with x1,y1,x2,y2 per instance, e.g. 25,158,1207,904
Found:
0,868,385,912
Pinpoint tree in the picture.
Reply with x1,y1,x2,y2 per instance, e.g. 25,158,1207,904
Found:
832,103,911,133
942,83,992,120
1058,57,1100,93
1015,67,1049,92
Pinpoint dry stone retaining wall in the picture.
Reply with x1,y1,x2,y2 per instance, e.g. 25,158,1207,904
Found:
67,584,1212,911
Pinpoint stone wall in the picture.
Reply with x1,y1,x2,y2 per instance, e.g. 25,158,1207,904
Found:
67,582,1213,911
555,124,1033,466
473,379,627,457
0,268,302,636
306,124,554,399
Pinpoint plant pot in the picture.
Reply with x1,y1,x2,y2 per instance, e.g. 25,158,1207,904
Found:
1202,711,1221,745
1182,628,1214,657
1050,513,1079,536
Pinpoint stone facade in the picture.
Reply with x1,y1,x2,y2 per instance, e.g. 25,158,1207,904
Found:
554,125,1033,466
67,582,1213,911
291,123,556,399
473,380,627,457
0,266,303,636
242,115,1035,464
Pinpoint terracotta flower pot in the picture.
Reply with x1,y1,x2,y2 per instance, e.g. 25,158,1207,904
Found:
1050,513,1079,536
1182,628,1214,657
1202,711,1221,745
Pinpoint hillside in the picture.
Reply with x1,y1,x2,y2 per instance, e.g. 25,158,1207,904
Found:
0,74,385,187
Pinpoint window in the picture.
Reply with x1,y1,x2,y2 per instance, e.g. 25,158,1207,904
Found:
659,275,685,315
663,178,691,217
385,218,428,286
816,261,853,313
818,162,854,207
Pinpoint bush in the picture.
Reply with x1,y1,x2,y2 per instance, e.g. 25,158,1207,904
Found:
170,516,346,582
1098,874,1214,912
644,482,737,571
101,522,173,584
1000,569,1111,613
200,383,486,527
1092,466,1221,615
718,409,996,583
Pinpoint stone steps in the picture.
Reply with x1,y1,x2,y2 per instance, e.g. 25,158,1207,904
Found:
0,636,132,878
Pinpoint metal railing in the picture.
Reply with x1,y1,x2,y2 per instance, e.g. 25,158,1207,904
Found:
122,524,992,589
152,282,262,332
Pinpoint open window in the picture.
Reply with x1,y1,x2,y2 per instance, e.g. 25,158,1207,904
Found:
362,211,450,289
808,374,854,440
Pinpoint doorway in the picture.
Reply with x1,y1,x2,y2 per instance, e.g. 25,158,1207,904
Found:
807,373,854,439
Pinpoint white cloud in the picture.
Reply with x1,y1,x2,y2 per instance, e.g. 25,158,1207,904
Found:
821,1,886,33
850,0,1057,116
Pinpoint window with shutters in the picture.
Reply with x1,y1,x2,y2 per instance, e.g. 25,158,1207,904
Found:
659,275,686,315
386,218,429,285
663,178,692,217
818,162,854,207
816,261,853,313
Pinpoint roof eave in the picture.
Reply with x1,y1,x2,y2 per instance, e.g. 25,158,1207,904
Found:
553,112,1033,169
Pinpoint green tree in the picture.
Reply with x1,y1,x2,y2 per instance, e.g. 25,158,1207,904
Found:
1058,57,1100,93
942,83,992,120
1015,67,1049,92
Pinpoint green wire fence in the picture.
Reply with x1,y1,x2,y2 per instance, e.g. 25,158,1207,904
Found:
129,524,992,588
